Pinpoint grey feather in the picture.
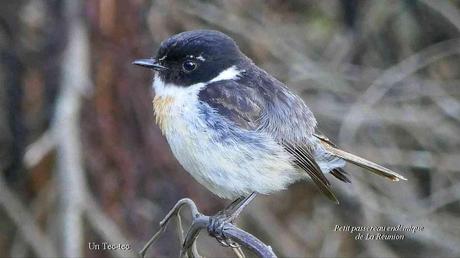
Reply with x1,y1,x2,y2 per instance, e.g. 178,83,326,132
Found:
199,63,339,202
314,134,407,181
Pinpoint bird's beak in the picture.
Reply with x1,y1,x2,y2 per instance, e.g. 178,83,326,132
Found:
132,58,168,71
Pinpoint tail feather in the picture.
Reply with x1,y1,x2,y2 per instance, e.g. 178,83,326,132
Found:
315,134,407,182
330,168,351,183
328,147,407,181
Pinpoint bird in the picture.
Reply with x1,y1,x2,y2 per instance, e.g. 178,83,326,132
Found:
133,29,406,231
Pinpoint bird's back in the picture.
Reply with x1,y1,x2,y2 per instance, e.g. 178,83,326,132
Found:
199,57,345,201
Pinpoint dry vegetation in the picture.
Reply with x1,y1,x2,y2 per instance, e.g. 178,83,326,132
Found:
0,0,459,257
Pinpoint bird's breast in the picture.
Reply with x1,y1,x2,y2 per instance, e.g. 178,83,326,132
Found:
153,95,175,134
151,77,303,199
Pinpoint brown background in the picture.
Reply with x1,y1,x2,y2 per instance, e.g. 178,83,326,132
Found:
1,0,459,257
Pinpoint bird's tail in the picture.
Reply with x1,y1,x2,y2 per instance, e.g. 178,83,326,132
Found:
315,134,407,182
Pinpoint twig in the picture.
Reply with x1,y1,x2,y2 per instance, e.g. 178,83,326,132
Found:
84,193,137,258
139,199,192,258
420,0,460,31
140,198,277,258
338,38,460,145
0,174,57,257
233,246,246,258
23,129,55,169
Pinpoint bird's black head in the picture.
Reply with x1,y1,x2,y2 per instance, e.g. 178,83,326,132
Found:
134,30,244,86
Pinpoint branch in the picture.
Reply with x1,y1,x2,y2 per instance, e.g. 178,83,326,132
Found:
140,198,277,258
23,129,55,169
0,173,57,257
54,0,91,256
84,193,137,258
338,38,460,145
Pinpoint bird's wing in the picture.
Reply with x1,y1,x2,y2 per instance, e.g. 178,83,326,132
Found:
199,78,338,203
198,79,262,130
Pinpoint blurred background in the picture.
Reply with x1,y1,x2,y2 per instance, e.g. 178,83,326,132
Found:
1,0,459,257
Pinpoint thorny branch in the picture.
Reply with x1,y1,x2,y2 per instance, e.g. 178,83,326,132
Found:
139,198,277,258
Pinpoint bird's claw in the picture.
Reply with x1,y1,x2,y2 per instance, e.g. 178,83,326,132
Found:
206,193,256,248
207,214,240,248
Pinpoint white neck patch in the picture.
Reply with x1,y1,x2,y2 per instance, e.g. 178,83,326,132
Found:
152,65,242,97
209,65,241,83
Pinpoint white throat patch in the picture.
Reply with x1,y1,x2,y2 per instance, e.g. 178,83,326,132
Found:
152,73,205,98
151,65,242,135
152,65,242,94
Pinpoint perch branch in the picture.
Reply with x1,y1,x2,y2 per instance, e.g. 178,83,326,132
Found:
140,198,277,258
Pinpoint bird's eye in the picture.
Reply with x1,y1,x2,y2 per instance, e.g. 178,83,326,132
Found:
182,60,198,72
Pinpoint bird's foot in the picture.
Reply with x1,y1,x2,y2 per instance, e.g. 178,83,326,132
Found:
207,213,239,247
207,193,257,247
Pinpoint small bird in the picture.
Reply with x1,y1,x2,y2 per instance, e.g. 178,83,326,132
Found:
133,30,406,222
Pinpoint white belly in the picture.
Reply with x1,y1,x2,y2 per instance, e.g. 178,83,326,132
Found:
152,76,303,199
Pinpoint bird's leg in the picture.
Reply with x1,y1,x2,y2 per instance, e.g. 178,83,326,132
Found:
225,192,256,222
208,192,256,247
216,196,245,216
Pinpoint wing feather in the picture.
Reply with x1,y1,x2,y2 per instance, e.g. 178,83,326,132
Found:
283,142,338,203
199,78,338,202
